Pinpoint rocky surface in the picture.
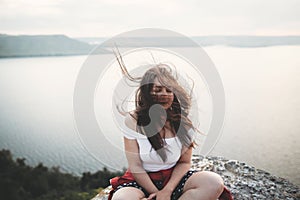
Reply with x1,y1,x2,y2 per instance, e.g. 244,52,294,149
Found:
92,155,300,200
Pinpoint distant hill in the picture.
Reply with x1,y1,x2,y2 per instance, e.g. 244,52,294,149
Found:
77,35,300,47
76,37,107,45
1,34,300,58
192,36,300,47
0,34,99,58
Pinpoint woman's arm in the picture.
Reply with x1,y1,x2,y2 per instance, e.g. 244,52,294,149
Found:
124,137,159,194
165,146,192,191
155,146,192,199
123,112,159,194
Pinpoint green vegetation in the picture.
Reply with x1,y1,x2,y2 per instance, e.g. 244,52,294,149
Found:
0,149,124,200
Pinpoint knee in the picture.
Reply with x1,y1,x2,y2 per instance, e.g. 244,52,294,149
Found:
190,171,224,195
112,194,141,200
112,193,138,200
201,171,224,195
112,188,144,200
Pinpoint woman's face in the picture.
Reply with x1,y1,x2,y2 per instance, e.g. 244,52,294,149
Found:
150,78,174,110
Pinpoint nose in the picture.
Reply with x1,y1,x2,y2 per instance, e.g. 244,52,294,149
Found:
156,89,172,98
160,88,169,95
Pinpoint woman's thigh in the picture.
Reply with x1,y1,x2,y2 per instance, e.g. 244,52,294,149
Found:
182,171,224,193
112,187,146,200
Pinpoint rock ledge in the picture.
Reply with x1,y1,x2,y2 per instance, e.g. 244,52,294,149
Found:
92,156,300,200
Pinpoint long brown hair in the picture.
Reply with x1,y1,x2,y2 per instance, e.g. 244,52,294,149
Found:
115,50,195,162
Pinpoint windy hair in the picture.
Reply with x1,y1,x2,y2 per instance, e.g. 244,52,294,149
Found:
114,49,196,162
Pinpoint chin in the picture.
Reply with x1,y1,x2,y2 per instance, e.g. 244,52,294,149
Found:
162,104,172,110
154,101,172,110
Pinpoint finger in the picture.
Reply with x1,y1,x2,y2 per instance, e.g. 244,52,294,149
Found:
147,193,157,200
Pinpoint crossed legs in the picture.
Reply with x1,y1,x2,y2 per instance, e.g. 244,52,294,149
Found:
179,171,224,200
112,171,224,200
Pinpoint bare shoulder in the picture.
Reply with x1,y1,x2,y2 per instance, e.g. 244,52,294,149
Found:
124,111,137,132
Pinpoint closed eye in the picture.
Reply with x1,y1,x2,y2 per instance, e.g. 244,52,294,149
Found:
153,88,161,92
152,85,173,93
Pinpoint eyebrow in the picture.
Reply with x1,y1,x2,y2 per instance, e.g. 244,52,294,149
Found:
153,85,163,88
153,85,172,91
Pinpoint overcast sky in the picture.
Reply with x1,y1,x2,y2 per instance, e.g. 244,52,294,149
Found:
0,0,299,37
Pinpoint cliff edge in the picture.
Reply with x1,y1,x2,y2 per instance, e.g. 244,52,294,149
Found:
92,155,299,200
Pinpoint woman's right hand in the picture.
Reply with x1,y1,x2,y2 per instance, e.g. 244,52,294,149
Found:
146,193,157,200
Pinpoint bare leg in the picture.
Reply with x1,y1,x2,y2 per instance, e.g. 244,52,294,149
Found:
112,187,146,200
179,171,224,200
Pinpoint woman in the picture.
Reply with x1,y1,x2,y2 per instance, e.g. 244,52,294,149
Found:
109,53,233,200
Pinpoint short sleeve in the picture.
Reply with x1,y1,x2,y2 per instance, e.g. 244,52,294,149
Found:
121,114,138,140
118,115,149,140
119,115,138,140
187,128,196,141
122,129,137,140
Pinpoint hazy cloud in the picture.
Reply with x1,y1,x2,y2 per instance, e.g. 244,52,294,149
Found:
0,0,299,37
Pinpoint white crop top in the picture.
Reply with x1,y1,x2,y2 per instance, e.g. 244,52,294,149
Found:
120,120,195,172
